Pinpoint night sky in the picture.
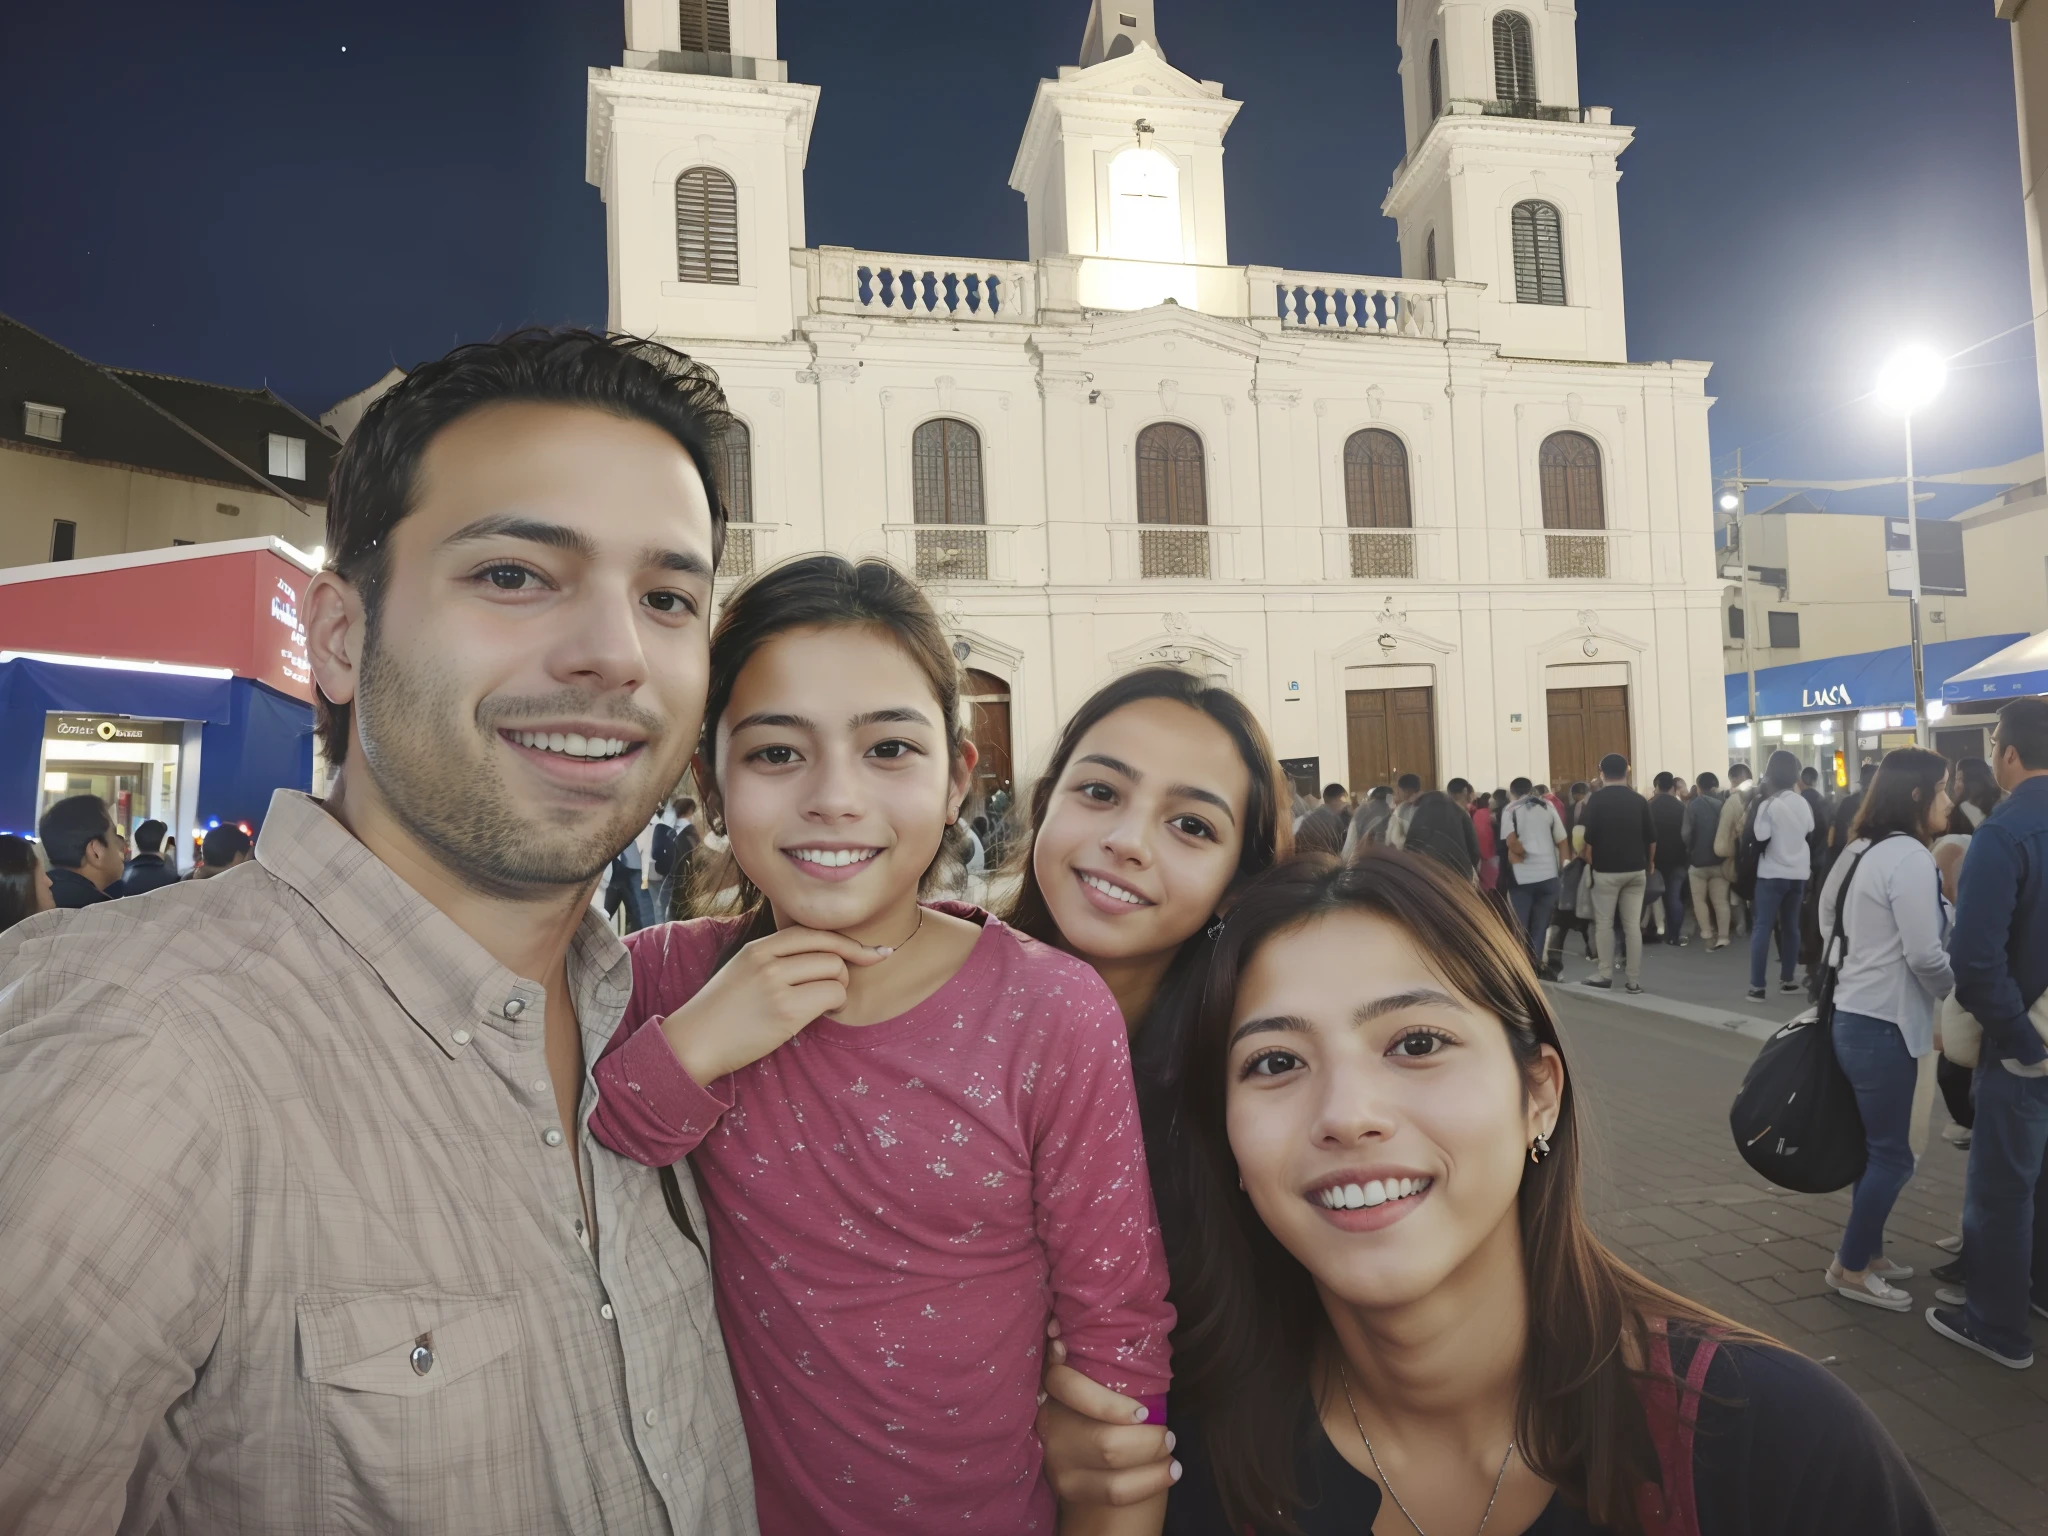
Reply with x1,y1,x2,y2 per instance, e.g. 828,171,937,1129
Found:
0,0,2034,519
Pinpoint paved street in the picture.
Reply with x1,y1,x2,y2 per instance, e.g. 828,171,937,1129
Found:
1555,975,2048,1535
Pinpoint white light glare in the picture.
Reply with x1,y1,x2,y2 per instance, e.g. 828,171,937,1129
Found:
1875,345,1948,416
1719,492,1740,512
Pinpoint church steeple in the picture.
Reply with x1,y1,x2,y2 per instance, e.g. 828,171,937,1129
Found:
1078,0,1162,68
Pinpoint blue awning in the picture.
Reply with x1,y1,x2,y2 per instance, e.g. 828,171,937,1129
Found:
1726,633,2028,719
1941,630,2048,703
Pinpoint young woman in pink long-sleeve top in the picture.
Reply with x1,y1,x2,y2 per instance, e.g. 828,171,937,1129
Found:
588,555,1173,1535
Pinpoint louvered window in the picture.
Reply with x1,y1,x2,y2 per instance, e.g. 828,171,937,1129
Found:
912,419,985,526
1539,432,1605,530
679,0,731,52
1425,230,1438,282
1511,200,1565,305
675,167,740,284
1493,12,1535,106
1136,423,1209,578
1428,39,1443,120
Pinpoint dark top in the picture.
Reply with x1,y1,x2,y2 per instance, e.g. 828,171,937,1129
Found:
1800,788,1831,874
1831,790,1866,854
1950,774,2048,1066
1405,796,1482,878
1167,1340,1939,1536
1578,784,1657,874
1295,806,1350,856
47,868,113,909
119,854,180,896
1648,793,1688,872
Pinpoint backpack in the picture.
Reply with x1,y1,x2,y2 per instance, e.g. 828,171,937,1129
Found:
1731,795,1767,902
650,821,679,878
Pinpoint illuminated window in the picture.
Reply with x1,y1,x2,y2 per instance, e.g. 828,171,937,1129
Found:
1108,147,1183,263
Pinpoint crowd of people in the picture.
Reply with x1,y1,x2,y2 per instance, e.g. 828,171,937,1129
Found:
0,802,259,933
3,329,2039,1533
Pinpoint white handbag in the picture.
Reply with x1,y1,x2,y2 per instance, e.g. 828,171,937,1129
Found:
1939,990,2048,1069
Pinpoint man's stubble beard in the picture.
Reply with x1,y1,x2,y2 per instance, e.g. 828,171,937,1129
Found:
353,629,681,898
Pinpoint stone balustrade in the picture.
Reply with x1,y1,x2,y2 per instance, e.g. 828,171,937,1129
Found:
1272,273,1447,339
810,247,1038,323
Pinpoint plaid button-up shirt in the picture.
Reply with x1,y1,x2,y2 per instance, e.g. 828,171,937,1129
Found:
0,791,756,1536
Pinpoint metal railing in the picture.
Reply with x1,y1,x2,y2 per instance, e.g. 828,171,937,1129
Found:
880,523,1020,583
1542,531,1610,580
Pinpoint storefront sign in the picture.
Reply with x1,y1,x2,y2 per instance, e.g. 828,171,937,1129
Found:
1801,684,1853,709
46,713,183,745
270,575,310,690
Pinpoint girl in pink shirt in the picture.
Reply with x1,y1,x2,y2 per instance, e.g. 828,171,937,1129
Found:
589,555,1172,1534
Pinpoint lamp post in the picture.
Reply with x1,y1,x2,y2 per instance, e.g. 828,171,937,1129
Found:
1875,346,1949,749
1719,449,1768,763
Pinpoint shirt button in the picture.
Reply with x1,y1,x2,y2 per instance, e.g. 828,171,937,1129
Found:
662,1471,672,1484
543,1128,564,1147
645,1409,658,1427
451,1029,472,1046
601,1303,615,1321
532,1078,549,1095
504,998,525,1018
410,1342,435,1375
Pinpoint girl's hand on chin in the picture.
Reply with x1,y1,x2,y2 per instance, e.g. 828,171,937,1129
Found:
658,926,886,1084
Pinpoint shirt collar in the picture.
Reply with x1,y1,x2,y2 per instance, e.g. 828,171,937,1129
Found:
254,789,633,1061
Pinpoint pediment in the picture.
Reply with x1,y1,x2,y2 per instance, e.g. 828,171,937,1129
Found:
1070,305,1265,363
1059,43,1223,103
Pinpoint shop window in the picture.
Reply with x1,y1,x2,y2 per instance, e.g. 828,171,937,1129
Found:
267,433,306,480
1767,611,1800,649
50,519,77,561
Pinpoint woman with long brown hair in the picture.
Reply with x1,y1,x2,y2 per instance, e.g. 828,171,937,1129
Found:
1167,851,1937,1535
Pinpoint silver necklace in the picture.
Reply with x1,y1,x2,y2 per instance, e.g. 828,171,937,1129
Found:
1339,1362,1517,1536
870,907,925,960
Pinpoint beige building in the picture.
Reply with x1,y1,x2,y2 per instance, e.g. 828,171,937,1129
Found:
0,313,334,570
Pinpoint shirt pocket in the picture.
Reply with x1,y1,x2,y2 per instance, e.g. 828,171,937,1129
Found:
296,1290,541,1531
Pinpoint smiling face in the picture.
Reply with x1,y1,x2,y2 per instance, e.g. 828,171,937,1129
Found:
715,624,973,941
328,400,715,892
1224,910,1562,1312
1029,697,1249,969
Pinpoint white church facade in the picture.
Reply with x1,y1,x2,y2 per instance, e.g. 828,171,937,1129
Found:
585,0,1726,799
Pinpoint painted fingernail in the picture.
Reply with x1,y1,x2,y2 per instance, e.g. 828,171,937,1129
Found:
874,946,894,956
1037,1391,1047,1406
1169,1460,1183,1482
1132,1404,1150,1423
1165,1431,1177,1452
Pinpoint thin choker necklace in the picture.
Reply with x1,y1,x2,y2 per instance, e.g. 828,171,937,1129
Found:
870,907,925,960
1339,1361,1517,1536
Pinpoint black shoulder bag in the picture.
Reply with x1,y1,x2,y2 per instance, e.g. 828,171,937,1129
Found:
1727,837,1892,1193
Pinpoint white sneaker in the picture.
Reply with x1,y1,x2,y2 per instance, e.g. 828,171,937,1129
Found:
1936,1234,1964,1254
1936,1286,1967,1307
1827,1262,1913,1312
1867,1257,1915,1281
1943,1124,1972,1149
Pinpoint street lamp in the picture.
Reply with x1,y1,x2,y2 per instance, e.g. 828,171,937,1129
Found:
1875,345,1948,747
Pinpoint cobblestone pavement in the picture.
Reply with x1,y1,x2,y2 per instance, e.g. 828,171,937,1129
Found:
1555,988,2048,1535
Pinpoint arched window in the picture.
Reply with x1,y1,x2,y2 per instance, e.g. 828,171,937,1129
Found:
716,419,754,576
1136,422,1209,578
912,418,987,580
1428,39,1444,121
679,0,731,53
1345,429,1414,578
1511,200,1565,305
1493,12,1536,107
675,167,740,284
1108,147,1184,263
912,418,985,526
1425,229,1439,282
1539,432,1604,529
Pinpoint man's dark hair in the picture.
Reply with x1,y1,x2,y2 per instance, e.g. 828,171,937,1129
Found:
1367,785,1391,803
1510,776,1533,796
1322,783,1346,800
1569,781,1589,798
1696,771,1720,792
1447,777,1472,796
201,825,253,868
1859,759,1879,786
1800,766,1819,787
675,797,697,817
1396,773,1422,793
317,328,736,767
134,819,167,854
1652,771,1675,792
37,795,112,869
1995,697,2048,771
1598,753,1628,780
1728,762,1752,783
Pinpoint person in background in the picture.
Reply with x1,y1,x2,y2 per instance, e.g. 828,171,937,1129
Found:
1294,782,1353,856
1403,790,1482,881
1747,750,1816,1001
1832,760,1880,861
1715,762,1756,937
1935,758,2003,902
1341,785,1392,859
1649,771,1689,946
37,794,127,908
193,824,253,878
1685,770,1733,949
1502,776,1569,976
1563,780,1591,835
1383,773,1424,849
604,824,649,932
1815,749,1954,1313
1932,697,2048,1370
1577,754,1655,994
1451,779,1497,891
0,835,55,934
1798,765,1834,981
121,819,181,897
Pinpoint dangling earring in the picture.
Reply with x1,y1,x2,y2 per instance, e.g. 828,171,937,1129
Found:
1206,914,1226,941
1529,1131,1552,1165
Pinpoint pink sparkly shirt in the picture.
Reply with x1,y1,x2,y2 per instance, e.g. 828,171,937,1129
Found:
589,905,1174,1534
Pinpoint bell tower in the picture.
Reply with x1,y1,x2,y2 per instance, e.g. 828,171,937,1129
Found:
588,0,818,341
1382,0,1632,362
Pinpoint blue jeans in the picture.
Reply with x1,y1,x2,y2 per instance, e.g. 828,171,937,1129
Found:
1962,1061,2048,1356
1749,877,1805,990
1508,876,1560,969
1831,1011,1918,1272
605,858,648,932
1660,866,1688,938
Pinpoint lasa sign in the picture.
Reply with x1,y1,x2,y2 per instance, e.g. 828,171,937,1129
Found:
1801,684,1853,709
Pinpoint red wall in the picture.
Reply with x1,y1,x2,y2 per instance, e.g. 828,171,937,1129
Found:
0,548,313,702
